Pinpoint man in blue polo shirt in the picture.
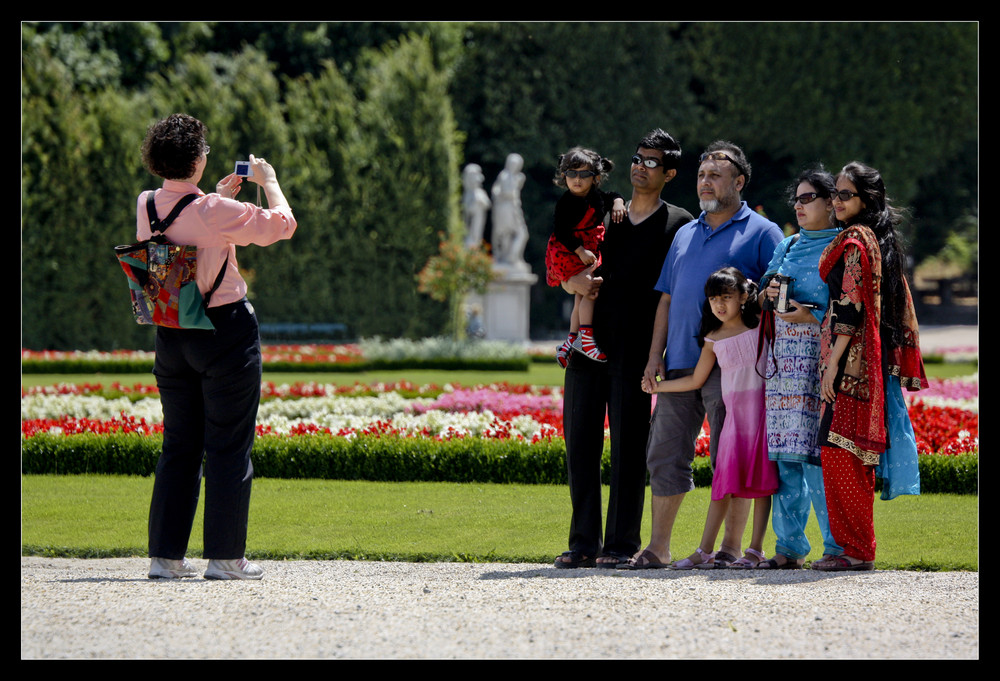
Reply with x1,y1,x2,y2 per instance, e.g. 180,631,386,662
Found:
622,141,783,569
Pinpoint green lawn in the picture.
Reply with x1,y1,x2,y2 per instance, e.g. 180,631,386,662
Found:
21,474,977,570
21,360,977,569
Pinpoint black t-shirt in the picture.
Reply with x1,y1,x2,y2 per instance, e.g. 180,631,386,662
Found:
592,201,693,375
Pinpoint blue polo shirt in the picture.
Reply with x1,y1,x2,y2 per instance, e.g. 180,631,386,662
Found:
655,201,783,371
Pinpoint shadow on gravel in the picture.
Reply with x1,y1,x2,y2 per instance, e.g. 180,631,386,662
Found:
477,566,869,583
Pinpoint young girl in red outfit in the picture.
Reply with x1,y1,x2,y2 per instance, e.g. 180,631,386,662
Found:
545,147,625,365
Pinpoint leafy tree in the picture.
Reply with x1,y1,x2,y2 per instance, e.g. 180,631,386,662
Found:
22,30,153,350
350,34,463,338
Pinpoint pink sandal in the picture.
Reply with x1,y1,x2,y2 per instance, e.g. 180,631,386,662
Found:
732,547,767,569
670,547,715,570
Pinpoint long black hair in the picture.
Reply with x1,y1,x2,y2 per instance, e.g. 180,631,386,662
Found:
697,267,761,346
835,161,909,349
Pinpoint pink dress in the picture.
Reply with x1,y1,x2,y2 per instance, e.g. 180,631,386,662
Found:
706,328,778,501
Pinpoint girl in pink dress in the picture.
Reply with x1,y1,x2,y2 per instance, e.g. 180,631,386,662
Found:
645,267,779,570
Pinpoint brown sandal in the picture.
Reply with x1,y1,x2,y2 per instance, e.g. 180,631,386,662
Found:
811,555,874,571
758,554,803,569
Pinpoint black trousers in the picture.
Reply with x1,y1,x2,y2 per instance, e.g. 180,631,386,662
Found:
562,353,651,558
147,299,262,560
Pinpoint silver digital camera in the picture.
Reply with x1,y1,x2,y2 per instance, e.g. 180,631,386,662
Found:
762,274,795,313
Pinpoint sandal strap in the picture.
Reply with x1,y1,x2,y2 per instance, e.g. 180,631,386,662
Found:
745,547,766,560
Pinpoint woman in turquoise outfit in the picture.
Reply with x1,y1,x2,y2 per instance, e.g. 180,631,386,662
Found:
757,167,843,569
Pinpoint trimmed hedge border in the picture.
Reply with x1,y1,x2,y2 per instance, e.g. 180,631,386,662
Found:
20,357,531,374
21,433,978,494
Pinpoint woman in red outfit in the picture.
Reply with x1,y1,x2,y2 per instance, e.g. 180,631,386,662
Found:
812,161,927,571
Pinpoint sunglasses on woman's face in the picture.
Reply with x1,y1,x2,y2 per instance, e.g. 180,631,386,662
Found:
789,192,820,206
564,169,596,179
832,190,860,201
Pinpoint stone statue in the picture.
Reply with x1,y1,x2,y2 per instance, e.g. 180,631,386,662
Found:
489,153,530,272
462,164,491,250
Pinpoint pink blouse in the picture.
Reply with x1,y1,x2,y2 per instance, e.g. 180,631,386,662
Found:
136,179,297,307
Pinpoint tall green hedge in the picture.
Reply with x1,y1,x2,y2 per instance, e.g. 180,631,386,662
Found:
21,433,978,494
21,31,457,350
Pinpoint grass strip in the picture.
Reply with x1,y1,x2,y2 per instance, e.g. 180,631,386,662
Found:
21,474,977,571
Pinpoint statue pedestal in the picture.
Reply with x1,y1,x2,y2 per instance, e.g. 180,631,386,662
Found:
467,266,537,343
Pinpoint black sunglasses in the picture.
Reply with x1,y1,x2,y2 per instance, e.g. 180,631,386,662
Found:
632,154,664,169
832,190,860,201
564,169,596,179
788,192,820,207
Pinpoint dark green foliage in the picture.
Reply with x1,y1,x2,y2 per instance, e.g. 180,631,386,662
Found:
21,22,978,348
21,434,977,494
22,24,461,350
22,433,162,476
912,453,978,496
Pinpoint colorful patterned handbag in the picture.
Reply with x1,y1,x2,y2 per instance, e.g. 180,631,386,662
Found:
114,192,227,330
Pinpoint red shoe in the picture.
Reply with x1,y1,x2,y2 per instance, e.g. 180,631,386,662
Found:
555,336,575,368
572,332,607,363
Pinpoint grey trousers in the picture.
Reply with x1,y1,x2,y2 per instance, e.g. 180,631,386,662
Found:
645,364,725,497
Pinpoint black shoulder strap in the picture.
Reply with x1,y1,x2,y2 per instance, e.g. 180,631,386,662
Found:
146,191,199,236
144,190,228,308
202,252,229,309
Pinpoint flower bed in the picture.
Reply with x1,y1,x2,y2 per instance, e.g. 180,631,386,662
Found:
21,377,979,491
22,376,978,455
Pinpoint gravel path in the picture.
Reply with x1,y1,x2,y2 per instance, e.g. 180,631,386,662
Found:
21,557,978,659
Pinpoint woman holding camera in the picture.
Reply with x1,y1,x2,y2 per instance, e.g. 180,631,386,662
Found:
757,167,842,569
139,113,296,580
811,161,926,571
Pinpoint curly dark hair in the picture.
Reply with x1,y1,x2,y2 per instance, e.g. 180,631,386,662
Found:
835,161,910,350
141,113,208,180
697,266,760,345
553,147,615,188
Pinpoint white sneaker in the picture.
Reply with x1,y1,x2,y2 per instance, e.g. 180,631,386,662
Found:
148,557,198,579
204,557,264,580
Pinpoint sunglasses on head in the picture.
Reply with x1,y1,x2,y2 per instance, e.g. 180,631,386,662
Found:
631,154,664,169
789,192,820,207
699,151,746,176
564,169,596,179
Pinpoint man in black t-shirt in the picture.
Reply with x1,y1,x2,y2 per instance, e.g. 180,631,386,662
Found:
554,129,694,568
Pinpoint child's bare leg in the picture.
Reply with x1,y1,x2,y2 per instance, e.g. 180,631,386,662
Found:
698,496,731,554
732,496,773,567
577,294,594,326
568,294,582,334
747,496,772,554
675,496,730,566
573,294,606,362
720,496,751,558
